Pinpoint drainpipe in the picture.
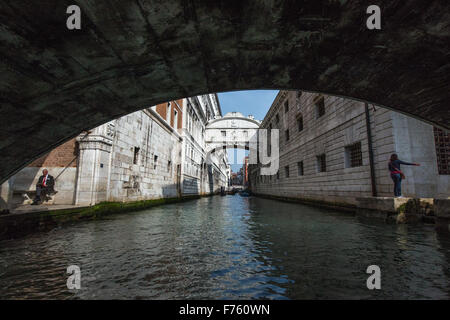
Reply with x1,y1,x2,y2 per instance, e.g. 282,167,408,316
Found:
365,103,377,197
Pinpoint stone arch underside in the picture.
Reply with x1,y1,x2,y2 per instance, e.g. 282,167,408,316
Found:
0,0,449,183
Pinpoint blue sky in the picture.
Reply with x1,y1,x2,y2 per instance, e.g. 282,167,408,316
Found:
217,90,279,121
217,90,279,173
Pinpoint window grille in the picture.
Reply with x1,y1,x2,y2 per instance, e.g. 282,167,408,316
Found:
345,142,363,168
434,127,450,175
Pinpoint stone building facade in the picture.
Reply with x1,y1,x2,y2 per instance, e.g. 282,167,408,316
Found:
1,94,229,208
180,95,230,195
250,91,449,204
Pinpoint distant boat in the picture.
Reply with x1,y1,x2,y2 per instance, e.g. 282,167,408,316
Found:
227,187,239,195
239,191,250,197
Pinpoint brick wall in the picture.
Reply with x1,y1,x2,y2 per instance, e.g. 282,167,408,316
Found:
4,138,79,207
28,139,78,168
155,99,183,130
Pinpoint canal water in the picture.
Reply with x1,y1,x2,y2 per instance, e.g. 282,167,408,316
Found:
0,195,449,299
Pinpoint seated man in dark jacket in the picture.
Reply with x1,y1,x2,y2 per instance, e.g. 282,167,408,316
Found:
31,169,55,205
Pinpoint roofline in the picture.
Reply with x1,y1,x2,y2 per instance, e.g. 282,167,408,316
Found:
261,90,287,127
214,93,222,116
206,116,261,127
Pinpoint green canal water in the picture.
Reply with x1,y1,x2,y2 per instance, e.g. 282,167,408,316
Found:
0,195,449,299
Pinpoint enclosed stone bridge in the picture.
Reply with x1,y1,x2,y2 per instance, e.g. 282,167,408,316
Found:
205,112,260,157
0,0,449,183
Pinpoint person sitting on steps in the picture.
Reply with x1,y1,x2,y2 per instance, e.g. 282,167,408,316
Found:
31,169,55,205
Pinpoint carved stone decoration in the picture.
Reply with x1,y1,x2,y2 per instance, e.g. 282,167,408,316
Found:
106,122,116,138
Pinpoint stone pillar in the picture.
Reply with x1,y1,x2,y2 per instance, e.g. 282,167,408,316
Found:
75,122,115,206
0,178,14,211
391,113,440,198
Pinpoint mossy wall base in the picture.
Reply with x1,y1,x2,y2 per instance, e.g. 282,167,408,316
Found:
0,194,213,241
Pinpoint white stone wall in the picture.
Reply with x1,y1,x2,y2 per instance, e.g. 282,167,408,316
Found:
390,113,449,198
74,124,114,205
1,95,228,209
182,133,206,195
106,109,182,202
250,91,449,203
181,96,229,196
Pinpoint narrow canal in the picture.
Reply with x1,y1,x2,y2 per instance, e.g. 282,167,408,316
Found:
0,195,449,299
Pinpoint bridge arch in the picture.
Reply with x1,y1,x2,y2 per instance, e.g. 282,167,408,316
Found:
0,1,448,182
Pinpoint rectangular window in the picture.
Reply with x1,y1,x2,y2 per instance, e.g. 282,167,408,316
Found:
297,161,304,176
275,114,280,123
297,91,302,99
166,102,171,124
434,127,450,175
297,115,303,132
133,147,140,165
284,100,289,113
153,155,158,169
345,142,363,168
285,165,290,178
168,160,172,173
173,109,178,129
285,129,290,142
316,154,326,173
315,96,325,119
276,171,280,179
221,130,226,138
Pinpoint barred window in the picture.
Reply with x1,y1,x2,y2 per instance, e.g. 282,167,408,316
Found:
285,165,290,178
434,127,450,175
285,129,290,142
316,154,326,173
297,161,304,176
345,142,363,168
284,100,289,113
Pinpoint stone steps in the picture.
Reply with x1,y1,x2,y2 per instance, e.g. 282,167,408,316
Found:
355,197,448,225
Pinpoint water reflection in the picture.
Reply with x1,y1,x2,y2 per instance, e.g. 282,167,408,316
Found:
0,195,449,299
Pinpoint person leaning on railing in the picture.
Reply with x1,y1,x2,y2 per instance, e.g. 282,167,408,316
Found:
388,154,420,198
